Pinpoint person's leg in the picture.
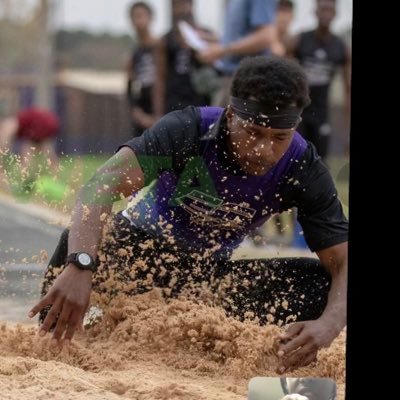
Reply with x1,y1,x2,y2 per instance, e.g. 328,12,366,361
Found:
316,122,331,161
298,119,330,161
16,139,41,197
39,139,59,175
0,118,19,193
0,117,17,150
20,139,36,176
211,257,331,325
93,213,215,299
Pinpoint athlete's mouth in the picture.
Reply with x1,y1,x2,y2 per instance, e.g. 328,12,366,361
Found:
245,158,274,168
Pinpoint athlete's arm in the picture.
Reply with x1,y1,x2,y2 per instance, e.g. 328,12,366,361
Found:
29,147,144,346
277,242,347,372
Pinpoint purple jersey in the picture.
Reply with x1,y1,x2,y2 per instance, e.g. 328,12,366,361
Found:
122,107,307,258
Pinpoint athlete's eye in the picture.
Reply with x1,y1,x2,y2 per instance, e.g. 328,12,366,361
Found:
274,136,289,142
245,127,258,136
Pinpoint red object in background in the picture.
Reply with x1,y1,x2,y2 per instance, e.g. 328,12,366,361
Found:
16,108,59,142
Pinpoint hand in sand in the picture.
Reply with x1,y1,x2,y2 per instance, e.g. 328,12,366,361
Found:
28,264,92,347
276,319,337,373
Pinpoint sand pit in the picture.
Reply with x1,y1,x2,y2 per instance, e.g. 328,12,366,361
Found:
0,289,345,399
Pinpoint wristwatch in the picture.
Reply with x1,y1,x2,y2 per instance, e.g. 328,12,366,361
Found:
66,252,96,272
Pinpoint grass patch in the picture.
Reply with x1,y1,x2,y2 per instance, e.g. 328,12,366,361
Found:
2,153,350,223
3,153,110,212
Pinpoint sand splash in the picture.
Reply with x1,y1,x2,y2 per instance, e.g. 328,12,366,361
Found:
0,289,345,399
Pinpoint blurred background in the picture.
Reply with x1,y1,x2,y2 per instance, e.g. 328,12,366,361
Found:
0,0,352,321
0,0,352,154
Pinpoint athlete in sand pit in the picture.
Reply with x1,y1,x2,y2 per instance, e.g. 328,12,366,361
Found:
30,56,348,374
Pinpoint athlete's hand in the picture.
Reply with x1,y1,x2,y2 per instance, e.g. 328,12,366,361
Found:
28,264,92,347
276,319,339,373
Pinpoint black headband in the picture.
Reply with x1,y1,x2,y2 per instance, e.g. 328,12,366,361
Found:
229,96,302,129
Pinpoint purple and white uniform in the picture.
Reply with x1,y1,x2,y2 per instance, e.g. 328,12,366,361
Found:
120,106,347,258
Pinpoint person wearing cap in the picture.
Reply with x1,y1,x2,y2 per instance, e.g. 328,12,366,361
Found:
0,107,60,192
30,56,348,374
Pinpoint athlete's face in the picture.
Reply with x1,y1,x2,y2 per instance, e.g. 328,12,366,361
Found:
226,108,296,176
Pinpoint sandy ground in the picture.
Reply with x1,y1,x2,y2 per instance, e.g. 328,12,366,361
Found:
0,290,345,400
0,194,345,399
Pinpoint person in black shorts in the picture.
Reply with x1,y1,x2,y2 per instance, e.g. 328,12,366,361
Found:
152,0,216,117
126,1,157,137
30,56,348,374
289,0,351,159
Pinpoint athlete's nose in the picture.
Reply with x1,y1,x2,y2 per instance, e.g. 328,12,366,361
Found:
253,138,274,160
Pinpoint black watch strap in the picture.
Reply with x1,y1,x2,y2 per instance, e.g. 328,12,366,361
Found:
66,252,96,272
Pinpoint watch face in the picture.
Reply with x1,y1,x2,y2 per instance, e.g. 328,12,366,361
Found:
78,253,92,266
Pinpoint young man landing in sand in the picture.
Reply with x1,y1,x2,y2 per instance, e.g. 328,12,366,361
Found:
30,56,348,374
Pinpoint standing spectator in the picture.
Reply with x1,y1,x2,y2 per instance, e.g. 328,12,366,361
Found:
198,0,285,106
126,1,157,137
0,107,59,172
0,107,60,193
276,0,295,54
153,0,216,117
289,0,351,160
